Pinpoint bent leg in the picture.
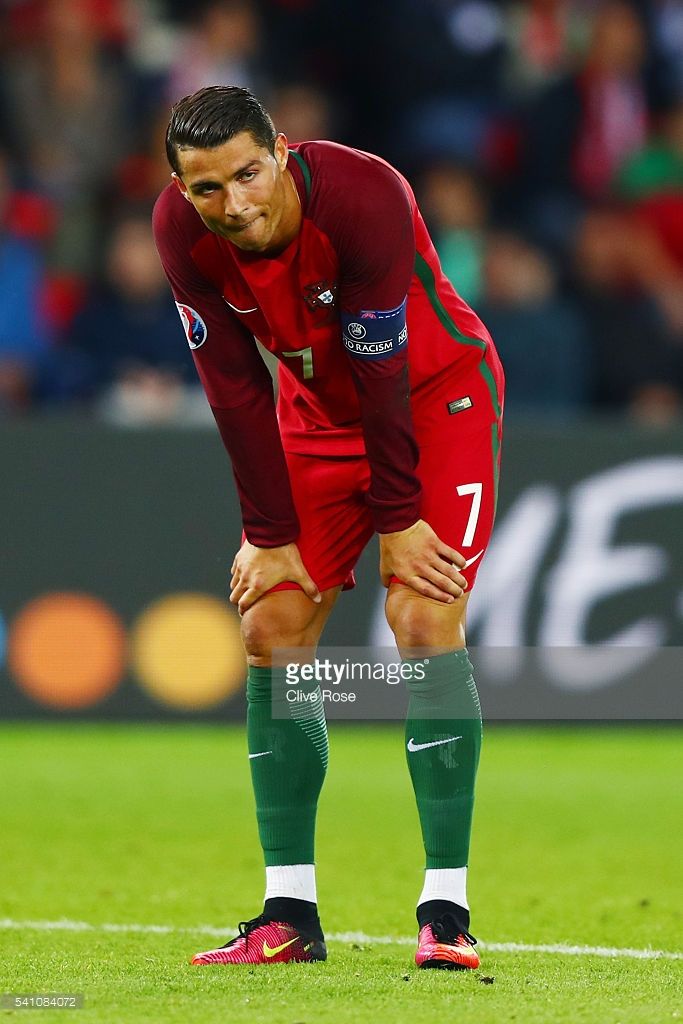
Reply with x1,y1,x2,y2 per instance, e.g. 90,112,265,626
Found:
395,358,501,945
241,588,339,934
241,587,340,666
229,451,371,939
386,583,469,658
386,585,481,930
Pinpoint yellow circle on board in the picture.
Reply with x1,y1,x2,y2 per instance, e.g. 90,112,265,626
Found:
130,593,245,709
8,593,126,708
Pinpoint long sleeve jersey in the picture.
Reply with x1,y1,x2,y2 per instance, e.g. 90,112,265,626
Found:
153,140,498,546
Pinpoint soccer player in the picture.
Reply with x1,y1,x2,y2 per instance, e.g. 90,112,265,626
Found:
153,86,504,970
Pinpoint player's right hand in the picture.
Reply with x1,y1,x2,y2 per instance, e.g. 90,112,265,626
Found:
378,519,468,603
229,540,321,614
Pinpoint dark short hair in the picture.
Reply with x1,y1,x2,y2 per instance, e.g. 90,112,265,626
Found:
165,86,276,175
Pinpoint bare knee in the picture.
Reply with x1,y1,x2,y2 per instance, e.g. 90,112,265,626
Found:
386,585,468,657
241,589,336,665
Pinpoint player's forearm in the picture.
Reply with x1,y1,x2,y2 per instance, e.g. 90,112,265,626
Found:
351,361,422,533
211,392,300,547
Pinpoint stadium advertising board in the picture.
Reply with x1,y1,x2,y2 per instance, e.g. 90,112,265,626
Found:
1,418,681,720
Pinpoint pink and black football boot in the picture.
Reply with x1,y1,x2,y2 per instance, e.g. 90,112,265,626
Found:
191,914,327,966
415,909,480,971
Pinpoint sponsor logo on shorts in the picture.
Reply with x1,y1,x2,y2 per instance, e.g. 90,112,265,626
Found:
447,396,473,415
175,303,208,349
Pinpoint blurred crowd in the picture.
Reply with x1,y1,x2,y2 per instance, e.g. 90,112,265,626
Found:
1,0,682,423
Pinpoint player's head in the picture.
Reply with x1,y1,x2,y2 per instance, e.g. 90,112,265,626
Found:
166,86,300,254
165,86,276,172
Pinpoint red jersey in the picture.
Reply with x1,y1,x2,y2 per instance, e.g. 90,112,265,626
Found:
153,141,503,546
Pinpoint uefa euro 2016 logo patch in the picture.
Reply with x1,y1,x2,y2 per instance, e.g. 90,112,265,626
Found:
175,302,208,349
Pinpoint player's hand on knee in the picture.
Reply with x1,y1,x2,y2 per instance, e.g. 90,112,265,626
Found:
230,541,321,614
378,519,467,604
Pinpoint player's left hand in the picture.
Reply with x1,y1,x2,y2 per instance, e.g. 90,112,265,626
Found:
229,540,321,614
379,519,467,603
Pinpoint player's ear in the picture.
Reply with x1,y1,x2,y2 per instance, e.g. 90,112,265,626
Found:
172,172,192,203
274,133,289,172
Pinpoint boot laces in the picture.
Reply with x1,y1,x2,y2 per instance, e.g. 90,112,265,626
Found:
220,914,268,950
431,912,477,946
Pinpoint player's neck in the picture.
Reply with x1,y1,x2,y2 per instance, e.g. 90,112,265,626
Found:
261,169,302,257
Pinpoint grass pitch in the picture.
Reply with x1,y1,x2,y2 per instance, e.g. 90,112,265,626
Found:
1,723,681,1023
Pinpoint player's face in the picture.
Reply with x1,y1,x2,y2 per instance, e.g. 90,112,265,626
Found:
173,132,299,254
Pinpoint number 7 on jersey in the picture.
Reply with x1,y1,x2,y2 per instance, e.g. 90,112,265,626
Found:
457,483,482,547
283,346,314,380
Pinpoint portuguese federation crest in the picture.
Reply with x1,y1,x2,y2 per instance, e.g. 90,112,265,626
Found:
303,281,337,311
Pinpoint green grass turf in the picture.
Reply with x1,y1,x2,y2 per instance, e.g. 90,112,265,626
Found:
0,724,681,1023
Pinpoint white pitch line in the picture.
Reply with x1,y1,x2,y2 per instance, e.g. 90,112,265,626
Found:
0,919,681,961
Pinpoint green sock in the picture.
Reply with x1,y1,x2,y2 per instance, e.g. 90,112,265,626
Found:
246,666,328,866
404,649,482,868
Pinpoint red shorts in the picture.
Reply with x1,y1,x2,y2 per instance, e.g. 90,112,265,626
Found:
270,361,503,594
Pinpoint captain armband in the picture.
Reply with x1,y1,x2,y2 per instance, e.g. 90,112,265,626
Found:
341,299,408,360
